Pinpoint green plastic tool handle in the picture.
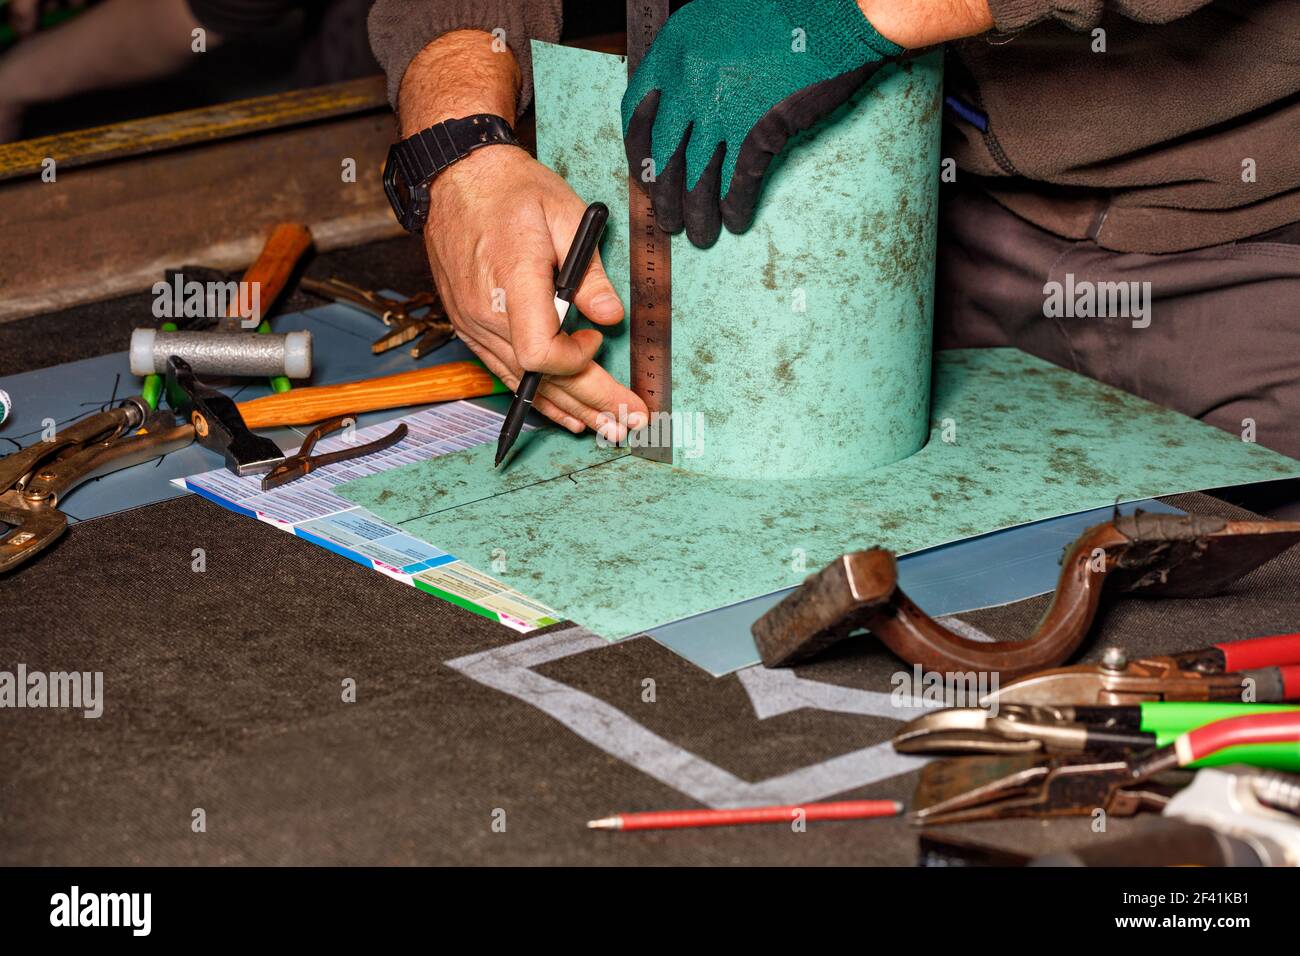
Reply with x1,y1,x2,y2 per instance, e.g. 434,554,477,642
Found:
1184,743,1300,771
1139,701,1300,737
141,321,179,410
1140,702,1300,771
257,318,293,394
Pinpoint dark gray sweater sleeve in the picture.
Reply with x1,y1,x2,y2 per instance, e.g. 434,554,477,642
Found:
367,0,564,113
989,0,1215,31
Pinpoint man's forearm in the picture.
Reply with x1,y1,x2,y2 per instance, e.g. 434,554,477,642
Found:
397,30,522,138
858,0,994,48
0,0,204,108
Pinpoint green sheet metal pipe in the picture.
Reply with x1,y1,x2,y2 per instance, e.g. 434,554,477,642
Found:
532,42,943,480
668,52,942,479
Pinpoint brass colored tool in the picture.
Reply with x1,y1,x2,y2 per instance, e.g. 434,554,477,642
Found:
913,751,1182,827
301,276,453,358
752,513,1300,680
893,699,1300,769
910,710,1300,826
918,765,1300,865
0,399,194,573
893,704,1156,757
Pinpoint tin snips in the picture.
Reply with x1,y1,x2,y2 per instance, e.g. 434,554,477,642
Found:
909,710,1300,825
301,277,453,358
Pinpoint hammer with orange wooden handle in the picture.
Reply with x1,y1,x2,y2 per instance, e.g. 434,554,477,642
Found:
235,360,508,429
223,222,315,394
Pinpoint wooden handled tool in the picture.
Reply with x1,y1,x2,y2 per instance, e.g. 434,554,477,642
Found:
235,360,507,429
224,223,314,394
229,223,314,325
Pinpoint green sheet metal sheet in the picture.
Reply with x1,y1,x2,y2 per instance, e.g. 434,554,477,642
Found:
337,42,1300,640
337,348,1300,639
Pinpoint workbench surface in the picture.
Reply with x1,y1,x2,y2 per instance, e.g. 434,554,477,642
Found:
3,237,1296,866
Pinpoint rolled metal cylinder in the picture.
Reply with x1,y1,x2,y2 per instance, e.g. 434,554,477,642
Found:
668,54,943,479
130,329,312,378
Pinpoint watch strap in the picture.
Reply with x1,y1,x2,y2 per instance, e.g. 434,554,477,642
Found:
385,114,521,233
391,114,520,192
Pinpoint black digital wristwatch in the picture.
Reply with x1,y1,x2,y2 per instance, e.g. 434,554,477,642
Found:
382,114,523,233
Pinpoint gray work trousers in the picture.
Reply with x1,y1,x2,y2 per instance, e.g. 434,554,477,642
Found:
935,185,1300,462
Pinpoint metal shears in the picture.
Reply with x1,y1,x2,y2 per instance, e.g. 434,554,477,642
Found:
917,765,1300,866
909,710,1300,825
301,276,454,358
893,700,1300,769
980,632,1300,708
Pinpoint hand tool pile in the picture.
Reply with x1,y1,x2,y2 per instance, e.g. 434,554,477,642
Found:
0,222,504,575
754,515,1300,865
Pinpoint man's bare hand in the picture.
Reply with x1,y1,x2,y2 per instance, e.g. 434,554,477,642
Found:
423,145,648,439
399,30,647,440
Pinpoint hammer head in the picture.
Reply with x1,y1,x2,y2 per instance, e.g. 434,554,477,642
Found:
752,549,898,667
166,356,284,476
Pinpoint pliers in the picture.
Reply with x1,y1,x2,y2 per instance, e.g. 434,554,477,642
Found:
893,700,1300,770
0,398,194,572
301,276,454,358
980,632,1300,708
260,415,408,491
917,765,1300,866
910,710,1300,825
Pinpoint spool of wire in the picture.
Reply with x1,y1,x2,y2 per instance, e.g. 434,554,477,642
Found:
0,388,11,426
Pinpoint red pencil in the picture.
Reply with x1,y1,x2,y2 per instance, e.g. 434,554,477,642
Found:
587,799,903,831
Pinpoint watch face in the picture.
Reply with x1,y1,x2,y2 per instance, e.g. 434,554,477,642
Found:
384,147,433,234
383,149,415,231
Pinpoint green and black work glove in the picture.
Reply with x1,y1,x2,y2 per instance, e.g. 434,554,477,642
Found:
622,0,902,248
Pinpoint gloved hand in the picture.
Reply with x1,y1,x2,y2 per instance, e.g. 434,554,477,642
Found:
622,0,902,248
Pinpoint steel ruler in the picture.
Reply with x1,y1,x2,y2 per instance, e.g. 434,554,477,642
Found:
626,0,673,463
